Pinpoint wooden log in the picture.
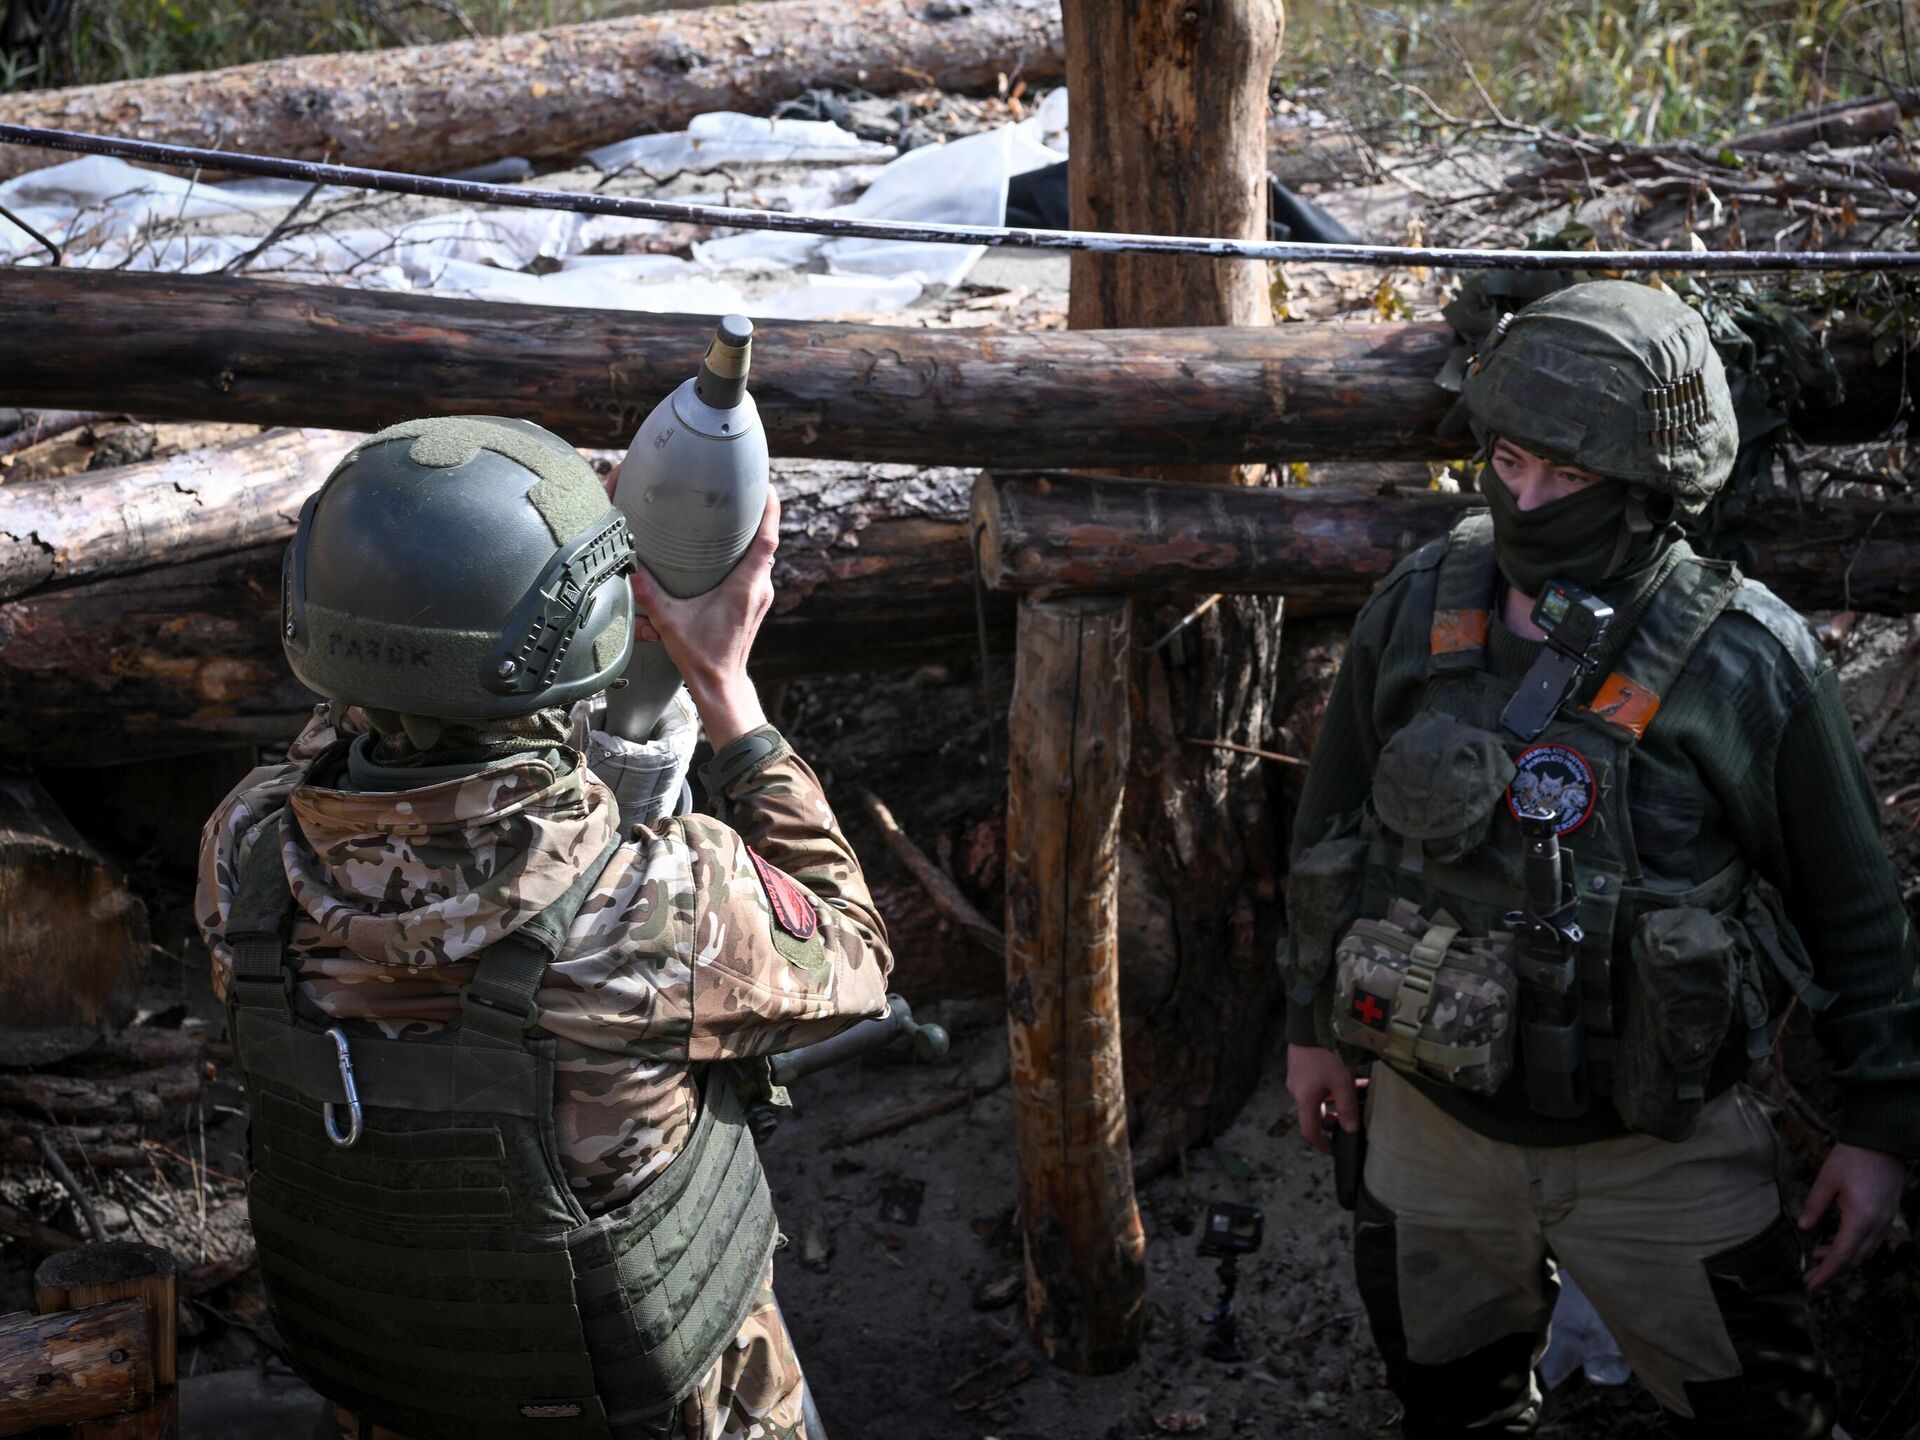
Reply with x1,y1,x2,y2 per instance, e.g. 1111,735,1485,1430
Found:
0,1202,82,1256
0,1119,147,1171
1,270,1904,469
971,471,1920,612
0,1065,204,1122
858,788,1005,958
0,777,150,1066
0,461,1004,764
1060,0,1289,1182
0,1299,152,1435
0,0,1064,181
1004,596,1146,1373
36,1243,180,1391
9,467,1920,762
0,428,345,602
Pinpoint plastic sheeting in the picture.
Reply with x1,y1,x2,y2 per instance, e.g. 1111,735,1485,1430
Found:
0,89,1071,320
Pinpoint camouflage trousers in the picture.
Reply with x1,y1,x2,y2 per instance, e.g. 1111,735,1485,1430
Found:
1353,1067,1835,1439
331,1261,809,1440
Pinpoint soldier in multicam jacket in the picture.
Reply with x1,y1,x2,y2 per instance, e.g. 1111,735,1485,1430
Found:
197,417,890,1440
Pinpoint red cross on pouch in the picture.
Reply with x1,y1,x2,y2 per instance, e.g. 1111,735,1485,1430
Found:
1351,989,1390,1031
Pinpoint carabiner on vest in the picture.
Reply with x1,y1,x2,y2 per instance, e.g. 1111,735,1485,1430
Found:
322,1026,364,1148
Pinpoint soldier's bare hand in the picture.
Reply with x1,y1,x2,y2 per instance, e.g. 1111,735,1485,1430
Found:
630,488,781,748
1287,1045,1360,1154
1799,1142,1907,1291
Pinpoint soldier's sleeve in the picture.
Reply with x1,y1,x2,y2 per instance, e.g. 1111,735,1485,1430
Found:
1282,581,1403,1047
675,725,893,1061
1766,666,1920,1158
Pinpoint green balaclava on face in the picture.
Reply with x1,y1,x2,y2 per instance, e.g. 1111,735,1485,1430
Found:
1477,463,1639,598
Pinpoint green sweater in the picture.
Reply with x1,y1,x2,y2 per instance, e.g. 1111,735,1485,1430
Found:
1287,538,1920,1157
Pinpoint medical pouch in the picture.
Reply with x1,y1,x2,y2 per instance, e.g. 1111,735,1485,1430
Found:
1331,898,1518,1096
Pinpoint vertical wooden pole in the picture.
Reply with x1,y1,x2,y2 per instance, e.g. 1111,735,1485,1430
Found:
1004,595,1146,1373
1059,0,1291,1174
36,1242,179,1440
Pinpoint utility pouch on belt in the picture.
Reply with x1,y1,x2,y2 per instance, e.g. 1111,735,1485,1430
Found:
1615,907,1737,1141
1332,898,1518,1096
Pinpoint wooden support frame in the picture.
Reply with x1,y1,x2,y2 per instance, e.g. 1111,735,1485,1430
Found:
1004,596,1147,1373
29,1242,181,1439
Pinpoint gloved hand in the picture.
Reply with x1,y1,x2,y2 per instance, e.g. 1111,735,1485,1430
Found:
582,684,700,826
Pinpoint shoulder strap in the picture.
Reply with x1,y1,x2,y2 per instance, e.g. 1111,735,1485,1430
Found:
227,812,297,1019
1427,513,1499,675
1580,553,1739,743
459,835,625,1050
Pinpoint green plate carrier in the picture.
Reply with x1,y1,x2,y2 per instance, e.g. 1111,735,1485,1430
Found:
225,811,779,1440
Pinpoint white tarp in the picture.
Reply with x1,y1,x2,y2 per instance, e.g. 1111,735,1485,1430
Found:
0,88,1070,319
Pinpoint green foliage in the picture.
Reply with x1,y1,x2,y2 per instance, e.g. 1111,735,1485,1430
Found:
1287,0,1910,144
4,0,753,91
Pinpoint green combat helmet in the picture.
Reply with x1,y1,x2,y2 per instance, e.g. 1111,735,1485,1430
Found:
1459,279,1737,518
282,416,634,718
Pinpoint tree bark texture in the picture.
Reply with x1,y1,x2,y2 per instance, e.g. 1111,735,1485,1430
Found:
0,427,346,602
0,461,1003,764
0,1299,153,1436
1061,0,1289,1176
0,0,1064,181
1,270,1904,468
1003,596,1147,1373
971,471,1920,612
0,777,150,1066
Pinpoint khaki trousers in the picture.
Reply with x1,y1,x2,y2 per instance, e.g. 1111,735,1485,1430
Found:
1355,1066,1835,1438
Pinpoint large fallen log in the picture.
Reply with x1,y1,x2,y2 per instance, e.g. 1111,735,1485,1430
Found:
0,428,344,602
0,0,1064,182
1,270,1904,468
972,471,1920,612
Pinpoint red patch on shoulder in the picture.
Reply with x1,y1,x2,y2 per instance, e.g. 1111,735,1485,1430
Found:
748,848,818,940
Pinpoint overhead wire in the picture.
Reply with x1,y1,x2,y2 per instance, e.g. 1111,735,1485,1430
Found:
2,122,1918,273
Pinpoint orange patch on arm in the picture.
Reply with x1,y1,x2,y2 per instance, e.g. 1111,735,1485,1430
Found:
748,848,819,940
1430,608,1491,657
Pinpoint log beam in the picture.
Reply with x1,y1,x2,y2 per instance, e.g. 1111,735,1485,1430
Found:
0,428,345,602
0,269,1904,470
0,0,1064,181
971,471,1920,612
1004,596,1146,1373
7,462,1920,763
0,1299,153,1436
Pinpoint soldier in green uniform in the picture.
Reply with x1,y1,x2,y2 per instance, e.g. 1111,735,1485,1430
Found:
1282,281,1917,1438
197,417,892,1439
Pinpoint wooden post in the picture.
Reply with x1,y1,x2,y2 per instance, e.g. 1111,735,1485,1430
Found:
35,1242,180,1440
1060,0,1290,1173
0,1299,153,1436
1004,596,1146,1372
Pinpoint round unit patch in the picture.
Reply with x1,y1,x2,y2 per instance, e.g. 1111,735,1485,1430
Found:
1506,743,1597,835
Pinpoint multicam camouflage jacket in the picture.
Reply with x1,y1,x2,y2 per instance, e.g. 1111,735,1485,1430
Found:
198,707,893,1215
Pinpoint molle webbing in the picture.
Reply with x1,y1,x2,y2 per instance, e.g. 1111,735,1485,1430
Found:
228,808,777,1440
